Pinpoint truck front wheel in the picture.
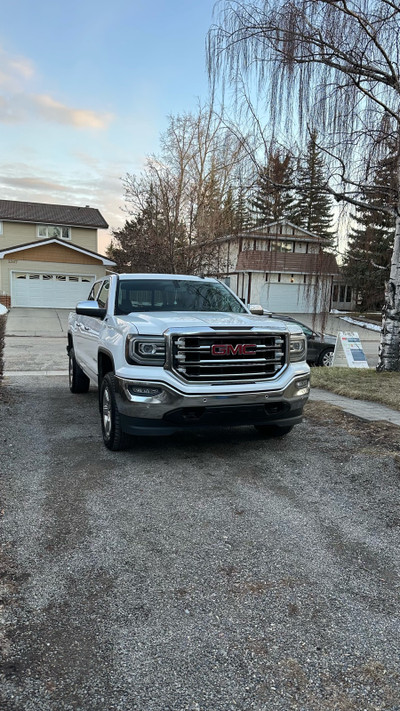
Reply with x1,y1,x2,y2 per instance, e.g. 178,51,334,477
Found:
100,373,128,451
69,348,90,393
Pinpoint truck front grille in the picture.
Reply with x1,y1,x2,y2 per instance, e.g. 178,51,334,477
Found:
171,331,286,382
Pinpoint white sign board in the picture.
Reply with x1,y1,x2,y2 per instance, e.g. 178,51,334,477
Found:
332,331,369,368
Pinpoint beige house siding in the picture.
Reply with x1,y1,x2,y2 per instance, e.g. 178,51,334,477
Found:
1,221,98,251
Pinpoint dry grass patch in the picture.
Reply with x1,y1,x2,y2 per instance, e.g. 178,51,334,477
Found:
311,367,400,411
305,401,400,464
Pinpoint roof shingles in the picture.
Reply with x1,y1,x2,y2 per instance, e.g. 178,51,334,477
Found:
0,200,108,229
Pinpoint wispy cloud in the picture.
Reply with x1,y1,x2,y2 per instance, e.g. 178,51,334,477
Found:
1,175,71,192
0,48,36,89
8,56,35,80
0,46,113,130
33,94,113,129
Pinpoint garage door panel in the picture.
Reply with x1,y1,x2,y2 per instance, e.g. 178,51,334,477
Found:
12,272,94,308
260,283,325,313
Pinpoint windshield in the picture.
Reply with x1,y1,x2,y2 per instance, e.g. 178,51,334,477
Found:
115,279,247,314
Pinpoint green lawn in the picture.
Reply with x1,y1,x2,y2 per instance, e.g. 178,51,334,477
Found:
311,367,400,411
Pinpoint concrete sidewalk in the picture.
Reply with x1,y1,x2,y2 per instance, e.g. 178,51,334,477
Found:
309,387,400,427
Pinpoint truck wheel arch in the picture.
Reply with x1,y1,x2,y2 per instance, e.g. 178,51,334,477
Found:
98,348,115,389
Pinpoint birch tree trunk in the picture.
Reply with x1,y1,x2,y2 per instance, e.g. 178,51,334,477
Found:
377,212,400,371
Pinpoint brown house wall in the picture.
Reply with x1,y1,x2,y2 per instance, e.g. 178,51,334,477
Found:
236,250,338,274
13,244,100,264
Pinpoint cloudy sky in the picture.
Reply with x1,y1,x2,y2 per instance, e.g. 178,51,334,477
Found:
0,0,217,252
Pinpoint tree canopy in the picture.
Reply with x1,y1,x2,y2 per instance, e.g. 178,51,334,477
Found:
208,0,400,371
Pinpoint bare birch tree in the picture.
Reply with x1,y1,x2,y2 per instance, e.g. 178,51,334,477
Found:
208,0,400,371
116,104,250,274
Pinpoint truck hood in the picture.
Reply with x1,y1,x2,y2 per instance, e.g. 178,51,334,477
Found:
115,311,290,335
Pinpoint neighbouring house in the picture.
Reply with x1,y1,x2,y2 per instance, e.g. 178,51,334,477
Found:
216,219,356,313
0,200,115,309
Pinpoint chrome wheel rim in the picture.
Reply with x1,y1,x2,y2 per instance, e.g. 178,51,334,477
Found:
102,385,112,439
322,350,333,366
68,354,73,387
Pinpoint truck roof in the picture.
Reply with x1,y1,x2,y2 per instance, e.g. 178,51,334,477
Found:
117,273,217,282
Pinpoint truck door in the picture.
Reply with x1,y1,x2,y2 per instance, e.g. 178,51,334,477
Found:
81,279,110,380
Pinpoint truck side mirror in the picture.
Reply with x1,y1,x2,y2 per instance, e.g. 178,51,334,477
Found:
76,300,107,319
248,304,265,315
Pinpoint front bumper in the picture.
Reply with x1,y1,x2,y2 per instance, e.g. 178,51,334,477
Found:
113,374,310,436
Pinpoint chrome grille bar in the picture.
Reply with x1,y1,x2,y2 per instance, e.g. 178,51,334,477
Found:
171,329,287,383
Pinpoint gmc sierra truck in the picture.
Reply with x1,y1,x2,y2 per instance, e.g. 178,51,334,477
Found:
67,273,310,450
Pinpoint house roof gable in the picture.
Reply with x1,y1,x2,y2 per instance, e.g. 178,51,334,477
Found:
0,199,108,229
217,219,330,243
0,238,116,266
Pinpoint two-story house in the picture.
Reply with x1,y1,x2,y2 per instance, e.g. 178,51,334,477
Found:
0,200,115,309
216,219,355,312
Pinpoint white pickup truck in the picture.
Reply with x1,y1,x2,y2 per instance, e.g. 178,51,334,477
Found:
67,273,310,450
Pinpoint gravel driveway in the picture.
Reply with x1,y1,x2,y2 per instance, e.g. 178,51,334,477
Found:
1,378,400,710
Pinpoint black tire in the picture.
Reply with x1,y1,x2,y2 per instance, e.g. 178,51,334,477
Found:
69,348,90,393
254,424,294,437
100,373,128,451
318,347,334,367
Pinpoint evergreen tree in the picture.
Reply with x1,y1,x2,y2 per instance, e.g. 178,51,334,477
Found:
293,130,334,240
220,184,253,236
251,150,297,224
107,189,187,274
343,150,397,311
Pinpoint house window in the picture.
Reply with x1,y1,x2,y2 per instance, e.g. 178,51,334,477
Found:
346,286,352,303
37,224,71,240
332,284,338,302
97,280,110,309
339,285,346,302
270,240,294,253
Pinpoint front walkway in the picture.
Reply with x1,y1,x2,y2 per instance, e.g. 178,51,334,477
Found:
310,387,400,426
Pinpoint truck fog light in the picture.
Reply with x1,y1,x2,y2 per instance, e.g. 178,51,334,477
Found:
296,379,309,389
128,386,162,397
295,378,310,396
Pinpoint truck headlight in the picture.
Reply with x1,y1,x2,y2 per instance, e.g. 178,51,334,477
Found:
126,335,166,365
289,334,307,362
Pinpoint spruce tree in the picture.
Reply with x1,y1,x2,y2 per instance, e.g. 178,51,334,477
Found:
343,149,397,311
293,130,334,241
251,150,297,224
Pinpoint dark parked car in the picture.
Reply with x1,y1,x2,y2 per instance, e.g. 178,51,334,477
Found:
268,314,336,366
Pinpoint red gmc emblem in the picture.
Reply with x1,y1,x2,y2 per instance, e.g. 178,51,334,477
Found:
211,343,257,356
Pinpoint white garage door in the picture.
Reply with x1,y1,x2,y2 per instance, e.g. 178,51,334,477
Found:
12,272,95,308
260,283,324,313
